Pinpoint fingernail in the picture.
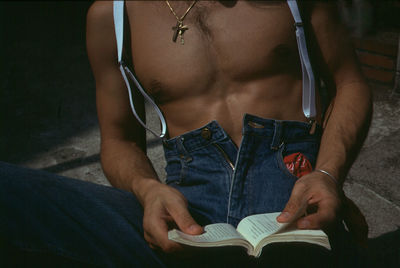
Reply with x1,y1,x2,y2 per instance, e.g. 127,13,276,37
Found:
298,220,310,229
279,212,291,220
188,224,201,233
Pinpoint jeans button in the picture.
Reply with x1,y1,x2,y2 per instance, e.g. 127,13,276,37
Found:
201,128,212,140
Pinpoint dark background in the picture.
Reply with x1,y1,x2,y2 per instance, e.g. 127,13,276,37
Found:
0,1,95,163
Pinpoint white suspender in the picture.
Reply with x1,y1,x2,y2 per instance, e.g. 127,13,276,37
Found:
112,0,316,139
113,1,167,139
287,0,317,121
113,1,124,64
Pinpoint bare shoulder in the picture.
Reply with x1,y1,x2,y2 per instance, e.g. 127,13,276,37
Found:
305,1,349,61
87,1,113,29
304,2,364,88
86,0,114,48
308,1,342,26
86,1,117,80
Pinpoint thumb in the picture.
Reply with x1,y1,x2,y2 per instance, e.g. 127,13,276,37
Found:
277,188,308,223
168,202,203,235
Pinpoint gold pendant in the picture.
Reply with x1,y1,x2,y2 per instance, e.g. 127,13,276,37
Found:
172,21,189,45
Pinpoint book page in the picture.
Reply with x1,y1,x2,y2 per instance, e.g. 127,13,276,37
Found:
236,212,287,247
269,229,331,250
169,223,245,244
274,228,327,237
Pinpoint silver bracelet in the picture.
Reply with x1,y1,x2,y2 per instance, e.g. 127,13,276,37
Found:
315,169,338,184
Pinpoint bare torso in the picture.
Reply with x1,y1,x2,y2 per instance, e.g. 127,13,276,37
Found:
87,1,371,247
126,1,318,146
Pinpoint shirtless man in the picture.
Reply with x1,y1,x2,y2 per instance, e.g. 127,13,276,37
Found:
1,0,371,267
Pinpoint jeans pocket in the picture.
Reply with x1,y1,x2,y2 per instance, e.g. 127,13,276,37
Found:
277,144,299,180
276,141,319,180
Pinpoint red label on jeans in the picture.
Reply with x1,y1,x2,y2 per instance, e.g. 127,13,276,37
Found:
283,153,312,178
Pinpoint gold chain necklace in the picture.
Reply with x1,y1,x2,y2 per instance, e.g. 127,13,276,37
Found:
165,0,197,45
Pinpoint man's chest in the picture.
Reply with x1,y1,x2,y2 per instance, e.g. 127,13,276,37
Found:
126,1,302,101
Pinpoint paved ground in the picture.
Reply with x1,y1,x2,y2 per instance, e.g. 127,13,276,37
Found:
1,2,399,266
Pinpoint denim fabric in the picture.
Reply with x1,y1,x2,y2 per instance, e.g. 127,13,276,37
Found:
163,114,322,227
0,161,165,268
1,114,345,267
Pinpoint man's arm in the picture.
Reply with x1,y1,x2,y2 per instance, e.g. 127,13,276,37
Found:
278,2,372,230
86,1,202,252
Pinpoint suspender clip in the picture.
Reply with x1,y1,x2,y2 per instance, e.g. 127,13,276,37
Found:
308,119,317,135
119,60,126,68
294,22,303,28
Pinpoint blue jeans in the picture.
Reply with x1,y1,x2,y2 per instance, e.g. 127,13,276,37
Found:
163,114,321,227
1,115,358,267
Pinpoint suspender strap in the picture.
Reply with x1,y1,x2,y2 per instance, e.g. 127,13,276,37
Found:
112,0,316,138
113,1,124,63
287,0,317,121
113,1,167,139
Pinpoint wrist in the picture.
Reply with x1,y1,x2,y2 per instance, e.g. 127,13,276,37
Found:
314,169,337,184
131,178,161,205
314,167,344,187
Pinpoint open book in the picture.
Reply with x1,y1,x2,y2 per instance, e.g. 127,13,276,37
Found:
168,212,330,257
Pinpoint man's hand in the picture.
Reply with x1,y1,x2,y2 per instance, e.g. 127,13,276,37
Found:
140,181,203,253
277,171,342,230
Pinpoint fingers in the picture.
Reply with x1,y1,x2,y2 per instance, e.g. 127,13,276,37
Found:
277,181,308,223
143,212,184,253
142,186,203,253
277,172,341,230
167,199,203,235
297,198,338,229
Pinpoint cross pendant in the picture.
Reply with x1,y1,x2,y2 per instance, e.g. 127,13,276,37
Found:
172,21,189,45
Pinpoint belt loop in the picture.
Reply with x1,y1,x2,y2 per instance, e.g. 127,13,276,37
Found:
270,121,283,150
176,137,192,162
162,137,172,149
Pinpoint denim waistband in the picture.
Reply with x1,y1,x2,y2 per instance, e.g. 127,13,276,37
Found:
163,114,322,157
